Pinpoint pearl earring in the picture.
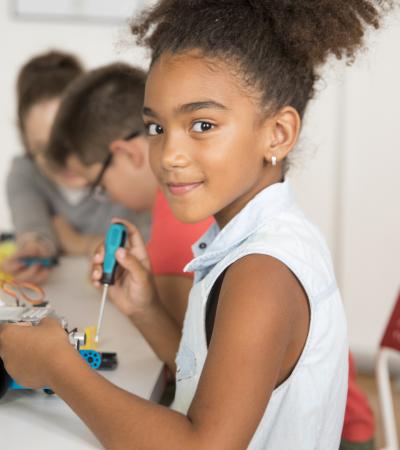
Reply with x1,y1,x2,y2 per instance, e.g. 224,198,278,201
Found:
271,155,277,166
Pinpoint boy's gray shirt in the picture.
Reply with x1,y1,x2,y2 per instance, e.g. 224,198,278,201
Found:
6,156,151,250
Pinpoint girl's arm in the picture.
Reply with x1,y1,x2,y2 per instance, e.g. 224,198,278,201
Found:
154,274,192,326
126,289,182,373
128,274,192,370
0,253,309,450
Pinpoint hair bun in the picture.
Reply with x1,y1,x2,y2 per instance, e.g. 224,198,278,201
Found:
131,0,394,118
245,0,390,66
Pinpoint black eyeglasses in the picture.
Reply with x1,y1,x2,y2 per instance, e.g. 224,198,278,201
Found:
89,130,142,200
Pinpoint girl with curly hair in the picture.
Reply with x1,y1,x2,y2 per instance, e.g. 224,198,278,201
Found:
0,1,391,449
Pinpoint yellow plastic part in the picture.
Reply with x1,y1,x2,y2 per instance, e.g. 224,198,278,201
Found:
0,241,16,283
0,241,17,259
81,326,98,350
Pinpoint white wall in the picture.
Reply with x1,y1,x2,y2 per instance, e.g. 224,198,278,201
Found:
0,4,399,369
339,17,400,368
290,69,346,262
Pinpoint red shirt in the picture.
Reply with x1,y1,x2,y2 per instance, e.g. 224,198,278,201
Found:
342,352,374,442
147,190,214,277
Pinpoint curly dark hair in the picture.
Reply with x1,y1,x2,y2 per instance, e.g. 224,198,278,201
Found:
131,0,391,118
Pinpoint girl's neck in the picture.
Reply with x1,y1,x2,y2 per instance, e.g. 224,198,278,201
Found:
214,168,284,229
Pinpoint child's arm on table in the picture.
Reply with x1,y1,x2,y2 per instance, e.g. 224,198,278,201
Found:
5,158,58,283
0,253,309,450
92,219,182,372
52,215,102,257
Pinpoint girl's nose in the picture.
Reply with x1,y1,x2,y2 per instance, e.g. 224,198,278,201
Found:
161,138,190,170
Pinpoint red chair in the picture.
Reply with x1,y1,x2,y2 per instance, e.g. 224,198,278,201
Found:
377,290,400,450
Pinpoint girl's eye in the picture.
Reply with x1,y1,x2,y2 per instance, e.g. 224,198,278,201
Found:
147,123,164,136
191,121,214,133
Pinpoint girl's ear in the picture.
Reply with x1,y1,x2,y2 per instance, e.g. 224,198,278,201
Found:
262,106,301,165
109,139,144,168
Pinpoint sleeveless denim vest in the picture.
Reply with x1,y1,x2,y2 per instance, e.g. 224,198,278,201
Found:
172,179,348,450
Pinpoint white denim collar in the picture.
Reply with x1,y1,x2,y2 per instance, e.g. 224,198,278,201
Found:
185,179,294,281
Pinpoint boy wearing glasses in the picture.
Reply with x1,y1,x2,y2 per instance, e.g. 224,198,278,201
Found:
2,52,142,284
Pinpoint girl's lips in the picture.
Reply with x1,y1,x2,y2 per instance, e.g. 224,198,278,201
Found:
167,182,203,196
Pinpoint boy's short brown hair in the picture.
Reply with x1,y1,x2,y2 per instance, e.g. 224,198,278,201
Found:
17,50,83,145
48,63,146,167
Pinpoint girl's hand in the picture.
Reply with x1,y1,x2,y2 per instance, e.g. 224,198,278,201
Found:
91,219,158,318
1,238,54,284
0,317,73,389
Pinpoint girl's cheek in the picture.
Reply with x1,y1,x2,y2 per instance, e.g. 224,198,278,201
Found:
149,148,162,174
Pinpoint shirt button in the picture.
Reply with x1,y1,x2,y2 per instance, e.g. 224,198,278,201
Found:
199,242,207,250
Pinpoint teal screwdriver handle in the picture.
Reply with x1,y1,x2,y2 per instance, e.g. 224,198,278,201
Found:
101,223,127,285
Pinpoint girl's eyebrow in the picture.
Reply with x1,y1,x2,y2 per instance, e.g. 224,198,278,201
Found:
143,100,228,118
177,100,228,114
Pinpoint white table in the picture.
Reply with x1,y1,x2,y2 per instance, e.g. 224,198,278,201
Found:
0,257,164,449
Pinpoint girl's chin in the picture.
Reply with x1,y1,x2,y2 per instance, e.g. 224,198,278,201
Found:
170,205,210,224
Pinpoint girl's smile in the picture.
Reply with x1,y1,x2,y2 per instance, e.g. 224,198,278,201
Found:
166,181,204,196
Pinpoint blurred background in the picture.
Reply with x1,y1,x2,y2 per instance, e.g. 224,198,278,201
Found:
0,0,399,372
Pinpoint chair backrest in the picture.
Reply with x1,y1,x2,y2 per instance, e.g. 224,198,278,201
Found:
381,291,400,351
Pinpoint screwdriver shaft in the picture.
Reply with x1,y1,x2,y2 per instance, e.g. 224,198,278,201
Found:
95,284,109,343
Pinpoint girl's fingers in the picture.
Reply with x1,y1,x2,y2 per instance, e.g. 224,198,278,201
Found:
91,219,150,285
112,218,143,247
115,248,148,282
91,243,105,282
92,267,102,282
92,244,105,266
111,218,150,268
113,265,125,282
93,253,103,264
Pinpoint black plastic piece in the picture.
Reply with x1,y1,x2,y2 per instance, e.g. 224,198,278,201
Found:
43,388,55,395
100,225,126,286
0,359,9,399
99,352,118,370
0,232,15,242
100,272,114,286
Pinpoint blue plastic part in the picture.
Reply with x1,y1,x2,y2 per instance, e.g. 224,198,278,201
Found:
19,257,58,268
6,351,101,393
1,349,104,398
101,223,127,285
79,349,102,370
9,379,25,390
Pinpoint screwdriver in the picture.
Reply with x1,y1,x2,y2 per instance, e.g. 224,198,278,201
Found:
95,223,127,343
